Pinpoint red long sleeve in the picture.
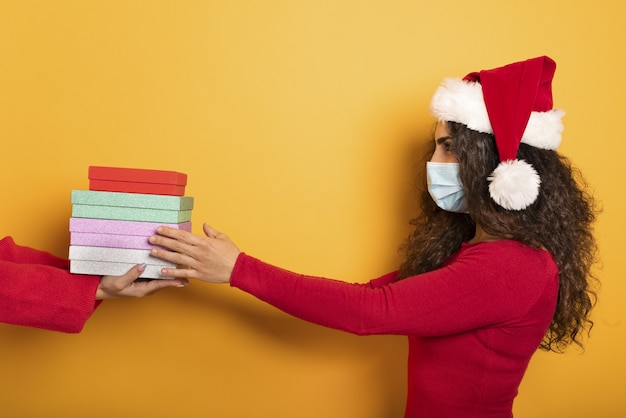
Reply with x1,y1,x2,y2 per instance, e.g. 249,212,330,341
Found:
230,240,559,417
0,236,101,333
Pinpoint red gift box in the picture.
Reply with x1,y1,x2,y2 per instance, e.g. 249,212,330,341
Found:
88,166,187,196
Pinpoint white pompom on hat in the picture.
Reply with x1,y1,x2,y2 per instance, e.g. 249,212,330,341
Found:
429,56,564,210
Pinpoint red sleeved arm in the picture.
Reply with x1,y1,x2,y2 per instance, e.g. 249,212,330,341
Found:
0,236,101,333
230,242,557,337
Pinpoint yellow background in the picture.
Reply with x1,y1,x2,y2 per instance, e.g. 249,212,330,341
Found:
1,1,624,417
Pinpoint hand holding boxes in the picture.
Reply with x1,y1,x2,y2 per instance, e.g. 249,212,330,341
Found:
69,166,194,279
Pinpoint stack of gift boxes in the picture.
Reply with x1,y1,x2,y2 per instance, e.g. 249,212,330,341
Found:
69,166,193,279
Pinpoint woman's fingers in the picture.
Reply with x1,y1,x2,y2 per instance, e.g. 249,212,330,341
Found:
150,246,186,265
149,228,201,257
148,222,239,283
203,223,220,238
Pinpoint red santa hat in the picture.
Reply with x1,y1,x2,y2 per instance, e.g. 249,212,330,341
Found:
429,56,565,210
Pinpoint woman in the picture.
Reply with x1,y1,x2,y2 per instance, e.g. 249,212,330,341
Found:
0,236,188,333
148,56,598,417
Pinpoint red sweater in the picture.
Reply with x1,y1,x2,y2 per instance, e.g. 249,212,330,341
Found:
0,236,100,333
230,240,559,418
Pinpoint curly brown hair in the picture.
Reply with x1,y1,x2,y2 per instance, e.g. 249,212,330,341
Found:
398,121,600,352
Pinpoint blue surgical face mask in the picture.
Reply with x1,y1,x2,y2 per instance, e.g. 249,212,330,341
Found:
426,162,468,213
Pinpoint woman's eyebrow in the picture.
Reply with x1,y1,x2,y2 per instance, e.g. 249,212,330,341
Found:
436,136,452,145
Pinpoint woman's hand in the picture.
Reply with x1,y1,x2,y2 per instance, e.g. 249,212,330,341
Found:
96,264,189,300
148,223,241,284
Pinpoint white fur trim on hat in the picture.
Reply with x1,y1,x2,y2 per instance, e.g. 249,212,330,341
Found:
430,78,564,150
522,108,565,149
487,159,540,210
